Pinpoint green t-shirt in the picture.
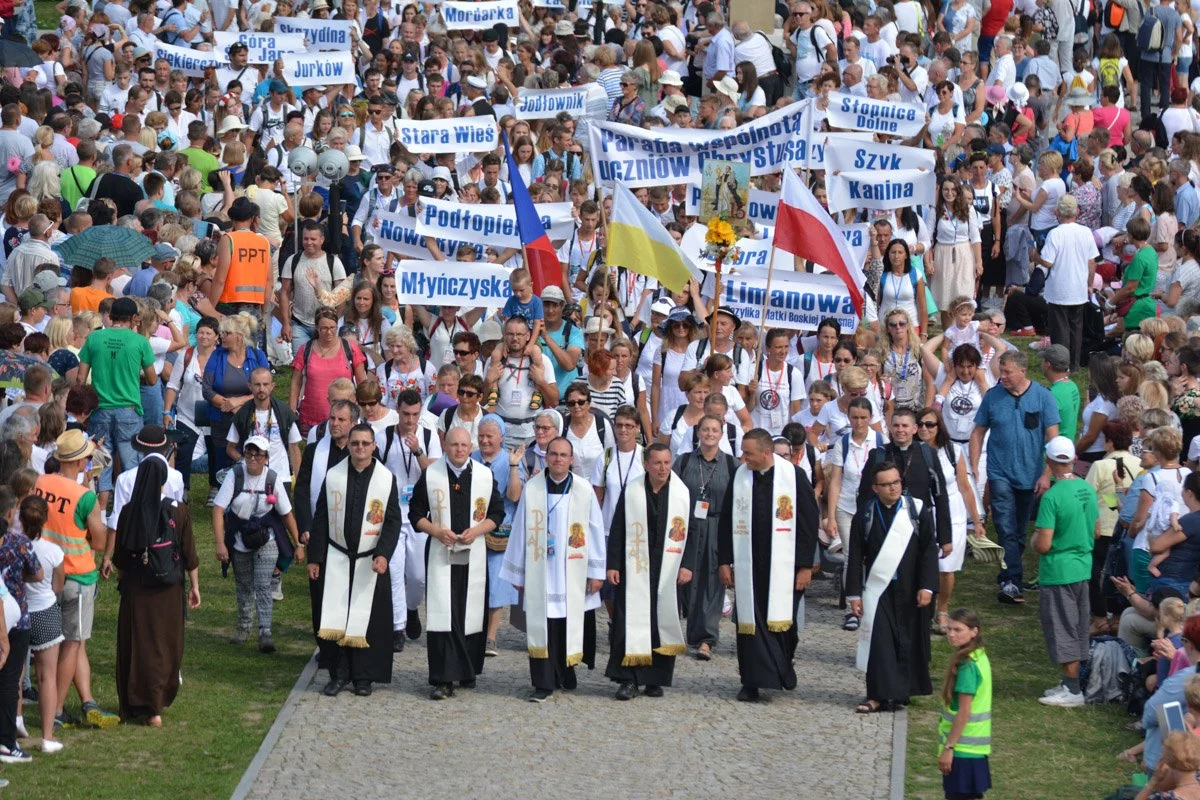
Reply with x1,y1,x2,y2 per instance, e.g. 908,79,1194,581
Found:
1035,477,1099,585
78,328,155,414
1050,379,1081,441
948,659,985,758
178,147,221,193
60,164,96,211
67,489,100,586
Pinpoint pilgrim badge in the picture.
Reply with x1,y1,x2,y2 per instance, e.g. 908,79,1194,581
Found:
367,499,385,526
473,497,486,522
776,495,794,521
758,388,781,411
568,522,586,549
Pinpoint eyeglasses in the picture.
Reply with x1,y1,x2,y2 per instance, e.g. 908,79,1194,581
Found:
534,423,556,431
360,400,379,407
453,349,474,356
874,479,902,489
457,389,479,398
245,450,267,459
566,399,589,408
833,356,855,364
918,420,939,429
887,321,908,328
349,440,375,448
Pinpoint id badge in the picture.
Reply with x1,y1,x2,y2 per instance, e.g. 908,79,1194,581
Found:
694,500,709,519
546,535,555,558
401,484,414,504
510,390,524,406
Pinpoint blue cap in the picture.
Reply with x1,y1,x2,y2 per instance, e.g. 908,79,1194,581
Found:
269,79,288,95
153,242,180,262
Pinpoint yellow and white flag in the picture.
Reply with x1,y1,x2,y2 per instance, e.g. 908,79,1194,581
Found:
608,182,703,293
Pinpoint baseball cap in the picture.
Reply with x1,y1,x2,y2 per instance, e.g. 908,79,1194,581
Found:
244,435,270,453
466,75,488,90
32,271,67,292
541,285,565,304
1040,344,1070,374
650,298,674,317
402,51,418,62
985,143,1006,156
665,95,690,114
477,318,502,343
153,242,180,262
417,179,437,197
269,79,288,95
17,288,52,313
1045,436,1076,464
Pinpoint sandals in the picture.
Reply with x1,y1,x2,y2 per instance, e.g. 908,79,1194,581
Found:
842,613,860,632
932,611,950,636
855,699,893,714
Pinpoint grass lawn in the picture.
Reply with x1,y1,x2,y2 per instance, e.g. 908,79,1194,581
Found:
905,342,1143,799
6,368,315,799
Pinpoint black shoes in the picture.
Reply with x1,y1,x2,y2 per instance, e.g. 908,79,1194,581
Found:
528,689,552,703
459,679,476,689
430,684,454,700
407,609,422,640
562,669,577,691
322,677,349,697
643,685,664,698
736,686,761,702
393,631,406,653
615,681,638,701
353,681,373,697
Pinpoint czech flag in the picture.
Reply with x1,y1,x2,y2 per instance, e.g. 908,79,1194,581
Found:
503,132,563,295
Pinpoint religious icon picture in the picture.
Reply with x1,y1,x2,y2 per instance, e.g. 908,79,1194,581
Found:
568,522,586,549
776,495,794,521
668,516,686,542
699,160,749,225
473,497,486,522
367,499,385,525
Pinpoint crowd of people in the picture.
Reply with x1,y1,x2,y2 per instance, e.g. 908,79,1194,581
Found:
9,0,1200,795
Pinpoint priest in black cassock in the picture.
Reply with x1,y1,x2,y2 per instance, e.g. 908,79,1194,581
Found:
307,423,402,698
409,428,505,700
717,429,819,703
295,400,359,546
605,444,693,701
845,461,939,713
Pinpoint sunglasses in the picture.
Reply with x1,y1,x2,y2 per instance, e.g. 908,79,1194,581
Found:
368,108,384,115
457,389,479,398
339,113,356,118
360,400,379,407
454,349,474,356
566,399,589,408
887,321,908,328
349,440,375,448
918,421,939,429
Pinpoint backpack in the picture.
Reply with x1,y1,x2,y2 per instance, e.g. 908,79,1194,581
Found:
840,431,887,464
1098,57,1122,90
1137,9,1166,52
382,355,428,385
1103,0,1125,29
676,450,739,487
382,424,433,462
862,492,921,533
670,405,738,452
858,441,943,506
560,407,615,450
757,31,793,81
141,499,183,587
225,466,280,551
695,340,745,373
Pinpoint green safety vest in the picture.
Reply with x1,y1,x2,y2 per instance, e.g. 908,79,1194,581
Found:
938,649,992,756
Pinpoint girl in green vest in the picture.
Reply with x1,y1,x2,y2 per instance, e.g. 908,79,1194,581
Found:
939,608,992,799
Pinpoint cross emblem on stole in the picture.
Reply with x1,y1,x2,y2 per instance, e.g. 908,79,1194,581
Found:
329,489,345,542
628,522,647,575
431,487,447,527
527,508,545,562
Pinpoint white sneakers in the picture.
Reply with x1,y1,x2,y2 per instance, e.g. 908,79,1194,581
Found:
41,740,63,754
1038,684,1085,707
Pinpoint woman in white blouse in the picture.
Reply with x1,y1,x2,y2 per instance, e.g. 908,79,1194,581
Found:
929,176,982,329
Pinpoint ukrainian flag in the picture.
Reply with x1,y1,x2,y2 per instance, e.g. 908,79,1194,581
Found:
608,182,702,293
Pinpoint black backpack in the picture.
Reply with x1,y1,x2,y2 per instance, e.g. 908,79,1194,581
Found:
141,499,183,587
224,466,280,551
758,31,793,81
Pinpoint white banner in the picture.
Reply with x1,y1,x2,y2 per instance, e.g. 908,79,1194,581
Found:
532,0,567,7
212,31,306,52
442,0,519,29
279,52,356,88
394,116,498,154
824,136,937,173
803,131,873,170
839,223,871,271
152,41,225,77
687,185,780,228
515,86,594,120
701,269,858,333
680,223,792,273
588,101,809,189
415,197,576,249
826,167,937,213
372,209,471,259
274,18,354,51
394,260,514,308
826,92,927,137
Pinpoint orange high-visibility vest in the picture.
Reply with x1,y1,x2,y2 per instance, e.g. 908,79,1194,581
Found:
34,474,96,577
220,229,271,305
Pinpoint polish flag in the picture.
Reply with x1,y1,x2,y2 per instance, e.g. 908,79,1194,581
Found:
775,168,865,315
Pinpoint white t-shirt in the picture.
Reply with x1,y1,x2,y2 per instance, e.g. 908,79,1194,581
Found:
752,362,806,435
565,417,606,480
928,104,965,146
1081,395,1118,454
226,408,303,473
27,538,64,614
590,445,644,530
377,358,436,406
681,339,753,385
1030,177,1067,230
213,467,294,552
1040,221,1099,305
827,432,880,515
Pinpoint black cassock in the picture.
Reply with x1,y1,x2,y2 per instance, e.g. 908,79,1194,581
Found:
845,495,939,704
307,461,402,684
409,462,505,685
294,439,348,535
717,464,819,691
605,478,696,688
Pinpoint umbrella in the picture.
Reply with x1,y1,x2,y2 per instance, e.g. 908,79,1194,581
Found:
0,40,41,69
55,225,155,270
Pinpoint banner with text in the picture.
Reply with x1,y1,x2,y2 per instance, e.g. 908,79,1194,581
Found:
701,269,858,332
443,0,519,29
371,209,471,259
393,261,515,308
826,167,936,213
515,86,595,120
152,41,225,77
212,31,306,53
687,185,780,228
680,223,791,272
824,136,936,173
394,116,498,154
588,101,809,189
275,18,354,51
802,131,873,170
826,92,927,137
280,51,356,88
415,197,576,249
